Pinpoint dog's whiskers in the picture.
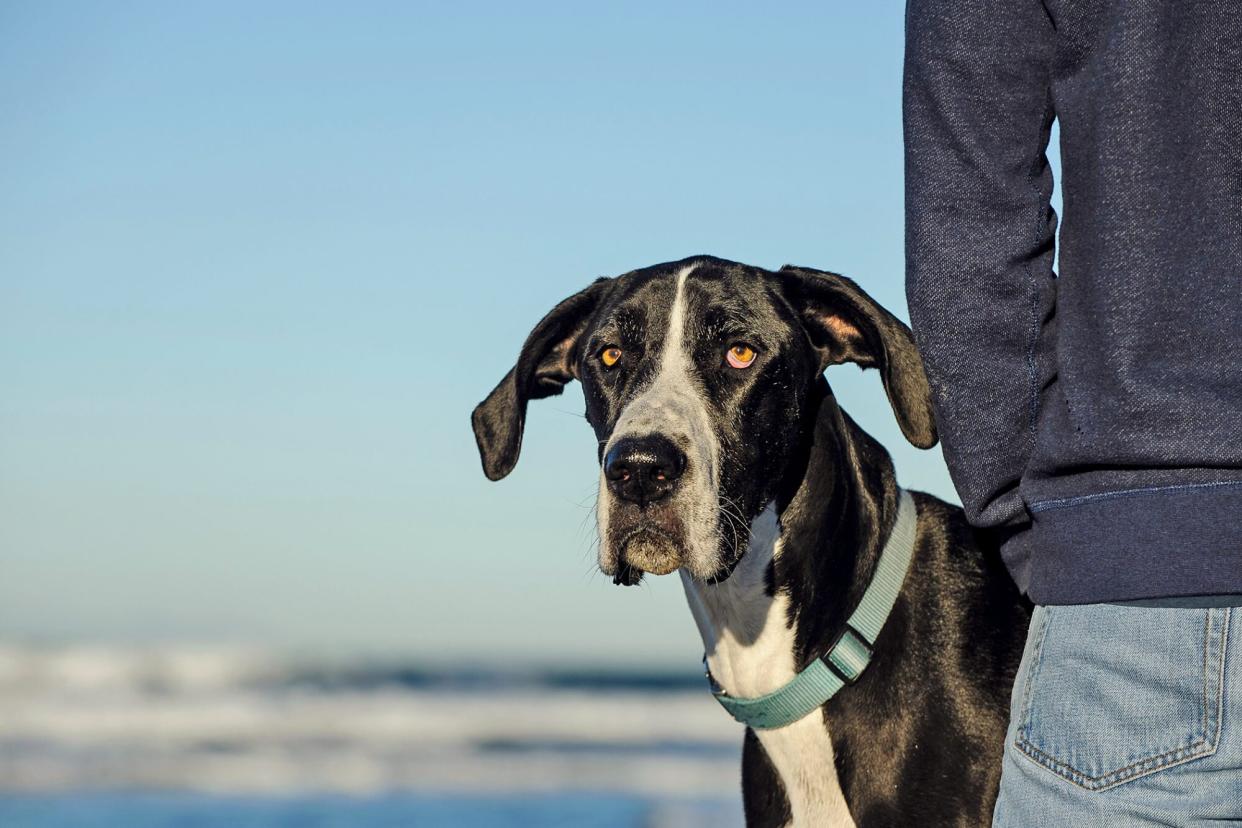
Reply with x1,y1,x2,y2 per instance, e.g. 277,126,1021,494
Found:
551,407,589,420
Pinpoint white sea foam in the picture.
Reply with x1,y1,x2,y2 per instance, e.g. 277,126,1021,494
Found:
0,644,744,797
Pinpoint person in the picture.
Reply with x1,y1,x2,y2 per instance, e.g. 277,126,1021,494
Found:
902,1,1241,824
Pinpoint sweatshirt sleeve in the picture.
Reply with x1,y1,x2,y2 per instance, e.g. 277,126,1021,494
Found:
903,0,1059,533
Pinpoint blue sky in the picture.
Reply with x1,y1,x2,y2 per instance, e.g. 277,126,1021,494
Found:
0,3,1057,665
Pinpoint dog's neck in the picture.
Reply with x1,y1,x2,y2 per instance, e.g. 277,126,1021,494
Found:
681,380,900,698
679,383,897,826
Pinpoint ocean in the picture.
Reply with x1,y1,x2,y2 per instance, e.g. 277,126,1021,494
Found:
0,645,745,827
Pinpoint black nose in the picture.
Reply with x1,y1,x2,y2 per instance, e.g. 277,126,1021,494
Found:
604,435,687,505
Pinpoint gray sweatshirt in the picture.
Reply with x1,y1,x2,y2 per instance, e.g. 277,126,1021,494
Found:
903,0,1241,604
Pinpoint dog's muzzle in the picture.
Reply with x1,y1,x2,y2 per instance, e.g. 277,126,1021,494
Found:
603,434,688,582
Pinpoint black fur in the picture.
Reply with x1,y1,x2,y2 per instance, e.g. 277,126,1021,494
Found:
752,384,1029,826
472,257,1031,826
742,728,793,826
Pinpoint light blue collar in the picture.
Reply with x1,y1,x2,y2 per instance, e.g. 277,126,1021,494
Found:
706,489,918,730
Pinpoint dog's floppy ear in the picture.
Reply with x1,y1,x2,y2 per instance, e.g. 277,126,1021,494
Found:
778,265,938,449
472,278,612,480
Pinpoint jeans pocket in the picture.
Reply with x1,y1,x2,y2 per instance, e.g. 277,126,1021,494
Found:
1014,605,1230,791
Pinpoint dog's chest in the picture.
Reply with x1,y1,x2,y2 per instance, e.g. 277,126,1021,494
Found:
681,508,856,828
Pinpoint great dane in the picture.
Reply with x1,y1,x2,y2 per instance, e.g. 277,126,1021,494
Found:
472,256,1030,826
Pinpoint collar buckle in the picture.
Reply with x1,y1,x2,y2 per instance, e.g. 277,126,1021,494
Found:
821,623,874,686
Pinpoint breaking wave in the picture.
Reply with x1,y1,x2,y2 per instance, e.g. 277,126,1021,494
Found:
0,644,743,799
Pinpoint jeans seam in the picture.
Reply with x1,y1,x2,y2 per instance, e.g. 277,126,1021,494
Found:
1013,608,1227,791
1203,609,1213,739
1213,609,1230,749
1015,607,1052,733
1017,737,1212,791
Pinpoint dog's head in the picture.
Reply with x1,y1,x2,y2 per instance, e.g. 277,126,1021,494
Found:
472,257,936,585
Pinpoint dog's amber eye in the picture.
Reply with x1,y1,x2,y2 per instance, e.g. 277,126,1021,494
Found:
726,344,756,369
600,346,622,368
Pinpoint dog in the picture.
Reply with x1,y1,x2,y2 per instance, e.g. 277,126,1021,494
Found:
472,256,1030,826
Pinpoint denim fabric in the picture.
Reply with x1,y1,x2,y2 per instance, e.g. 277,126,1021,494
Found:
904,0,1242,603
993,605,1242,826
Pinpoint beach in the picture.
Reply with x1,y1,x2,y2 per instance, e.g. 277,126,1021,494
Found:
0,645,745,827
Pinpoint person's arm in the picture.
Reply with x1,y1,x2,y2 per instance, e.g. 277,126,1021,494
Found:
903,0,1058,535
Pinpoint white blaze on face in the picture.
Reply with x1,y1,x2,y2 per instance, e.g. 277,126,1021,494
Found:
598,263,723,579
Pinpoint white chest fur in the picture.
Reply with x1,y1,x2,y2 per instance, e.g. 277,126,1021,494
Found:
680,507,856,828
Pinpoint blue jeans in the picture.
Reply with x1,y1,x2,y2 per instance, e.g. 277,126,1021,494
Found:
993,604,1242,826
